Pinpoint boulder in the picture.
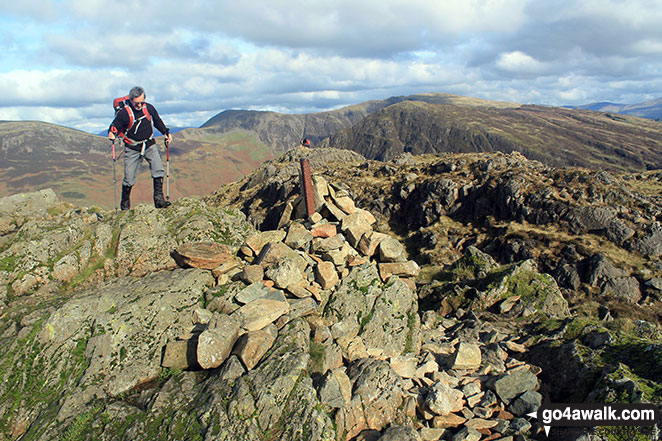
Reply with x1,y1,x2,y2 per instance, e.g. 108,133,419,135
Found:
336,359,408,439
378,261,420,280
378,237,407,263
284,222,314,250
243,230,287,256
508,390,542,416
315,261,339,290
232,324,278,370
490,368,539,405
173,242,232,270
0,188,58,218
325,265,420,358
264,258,304,289
219,318,336,440
389,354,418,379
311,223,338,238
38,269,215,397
234,297,290,332
632,223,662,257
318,367,352,409
425,381,464,416
601,276,642,303
357,231,389,257
254,241,300,266
239,265,264,284
376,426,422,441
583,254,626,287
197,313,241,369
450,342,482,370
161,338,198,370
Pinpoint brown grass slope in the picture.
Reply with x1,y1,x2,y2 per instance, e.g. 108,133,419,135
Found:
318,100,662,172
2,93,660,208
200,102,389,154
0,121,273,209
198,94,502,154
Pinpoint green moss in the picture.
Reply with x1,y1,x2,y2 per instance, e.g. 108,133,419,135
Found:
600,343,662,401
159,367,183,382
0,321,92,440
505,270,538,300
350,277,381,294
403,310,418,354
535,317,566,334
564,317,597,341
0,255,18,272
357,304,376,335
61,405,103,441
307,341,326,374
210,284,229,298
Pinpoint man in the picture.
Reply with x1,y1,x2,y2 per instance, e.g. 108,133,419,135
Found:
108,86,172,209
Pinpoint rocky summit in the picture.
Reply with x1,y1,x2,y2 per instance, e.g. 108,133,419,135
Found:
0,147,661,441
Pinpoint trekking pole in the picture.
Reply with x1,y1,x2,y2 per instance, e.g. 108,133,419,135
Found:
164,138,170,203
111,138,118,214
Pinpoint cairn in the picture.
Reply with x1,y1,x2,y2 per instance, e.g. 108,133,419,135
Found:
166,172,543,440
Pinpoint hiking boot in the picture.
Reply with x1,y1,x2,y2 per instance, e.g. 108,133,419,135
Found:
120,185,132,210
153,177,171,208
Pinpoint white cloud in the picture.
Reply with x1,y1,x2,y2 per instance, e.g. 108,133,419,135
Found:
1,0,662,132
496,51,546,74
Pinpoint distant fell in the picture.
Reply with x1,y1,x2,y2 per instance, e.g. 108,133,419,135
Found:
0,121,272,208
199,93,508,154
573,97,662,120
3,92,662,209
318,100,662,172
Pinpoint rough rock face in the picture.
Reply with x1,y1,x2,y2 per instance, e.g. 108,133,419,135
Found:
0,195,252,307
2,145,661,441
0,184,548,441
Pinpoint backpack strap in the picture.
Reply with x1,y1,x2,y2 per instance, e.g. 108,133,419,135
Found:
123,103,135,134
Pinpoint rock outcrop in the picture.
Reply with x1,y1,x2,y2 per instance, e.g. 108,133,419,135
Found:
1,146,661,441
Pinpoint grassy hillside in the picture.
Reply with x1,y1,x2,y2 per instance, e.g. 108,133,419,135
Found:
2,93,661,208
319,100,662,172
0,122,273,209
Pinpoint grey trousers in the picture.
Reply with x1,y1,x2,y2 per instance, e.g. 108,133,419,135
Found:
122,144,165,187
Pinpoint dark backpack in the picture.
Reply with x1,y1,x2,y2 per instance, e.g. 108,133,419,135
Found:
113,95,152,143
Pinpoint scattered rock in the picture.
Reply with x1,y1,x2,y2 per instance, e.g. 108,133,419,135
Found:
173,242,232,269
426,381,464,416
232,323,278,370
450,342,482,370
491,368,539,405
197,313,241,369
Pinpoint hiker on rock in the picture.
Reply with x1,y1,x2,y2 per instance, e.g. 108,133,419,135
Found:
108,86,171,209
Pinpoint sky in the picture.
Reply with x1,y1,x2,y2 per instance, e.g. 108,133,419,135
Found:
1,0,662,134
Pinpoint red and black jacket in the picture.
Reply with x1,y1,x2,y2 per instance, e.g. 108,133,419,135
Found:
109,102,169,151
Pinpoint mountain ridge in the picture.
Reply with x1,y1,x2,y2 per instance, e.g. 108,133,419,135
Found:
571,97,662,119
2,92,661,209
318,100,662,171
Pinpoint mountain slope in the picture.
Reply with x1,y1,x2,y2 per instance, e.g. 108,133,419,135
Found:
200,101,386,153
575,97,662,120
3,93,661,208
318,100,662,172
199,93,513,154
0,121,273,208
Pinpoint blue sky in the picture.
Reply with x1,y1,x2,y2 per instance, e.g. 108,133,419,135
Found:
1,0,662,134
